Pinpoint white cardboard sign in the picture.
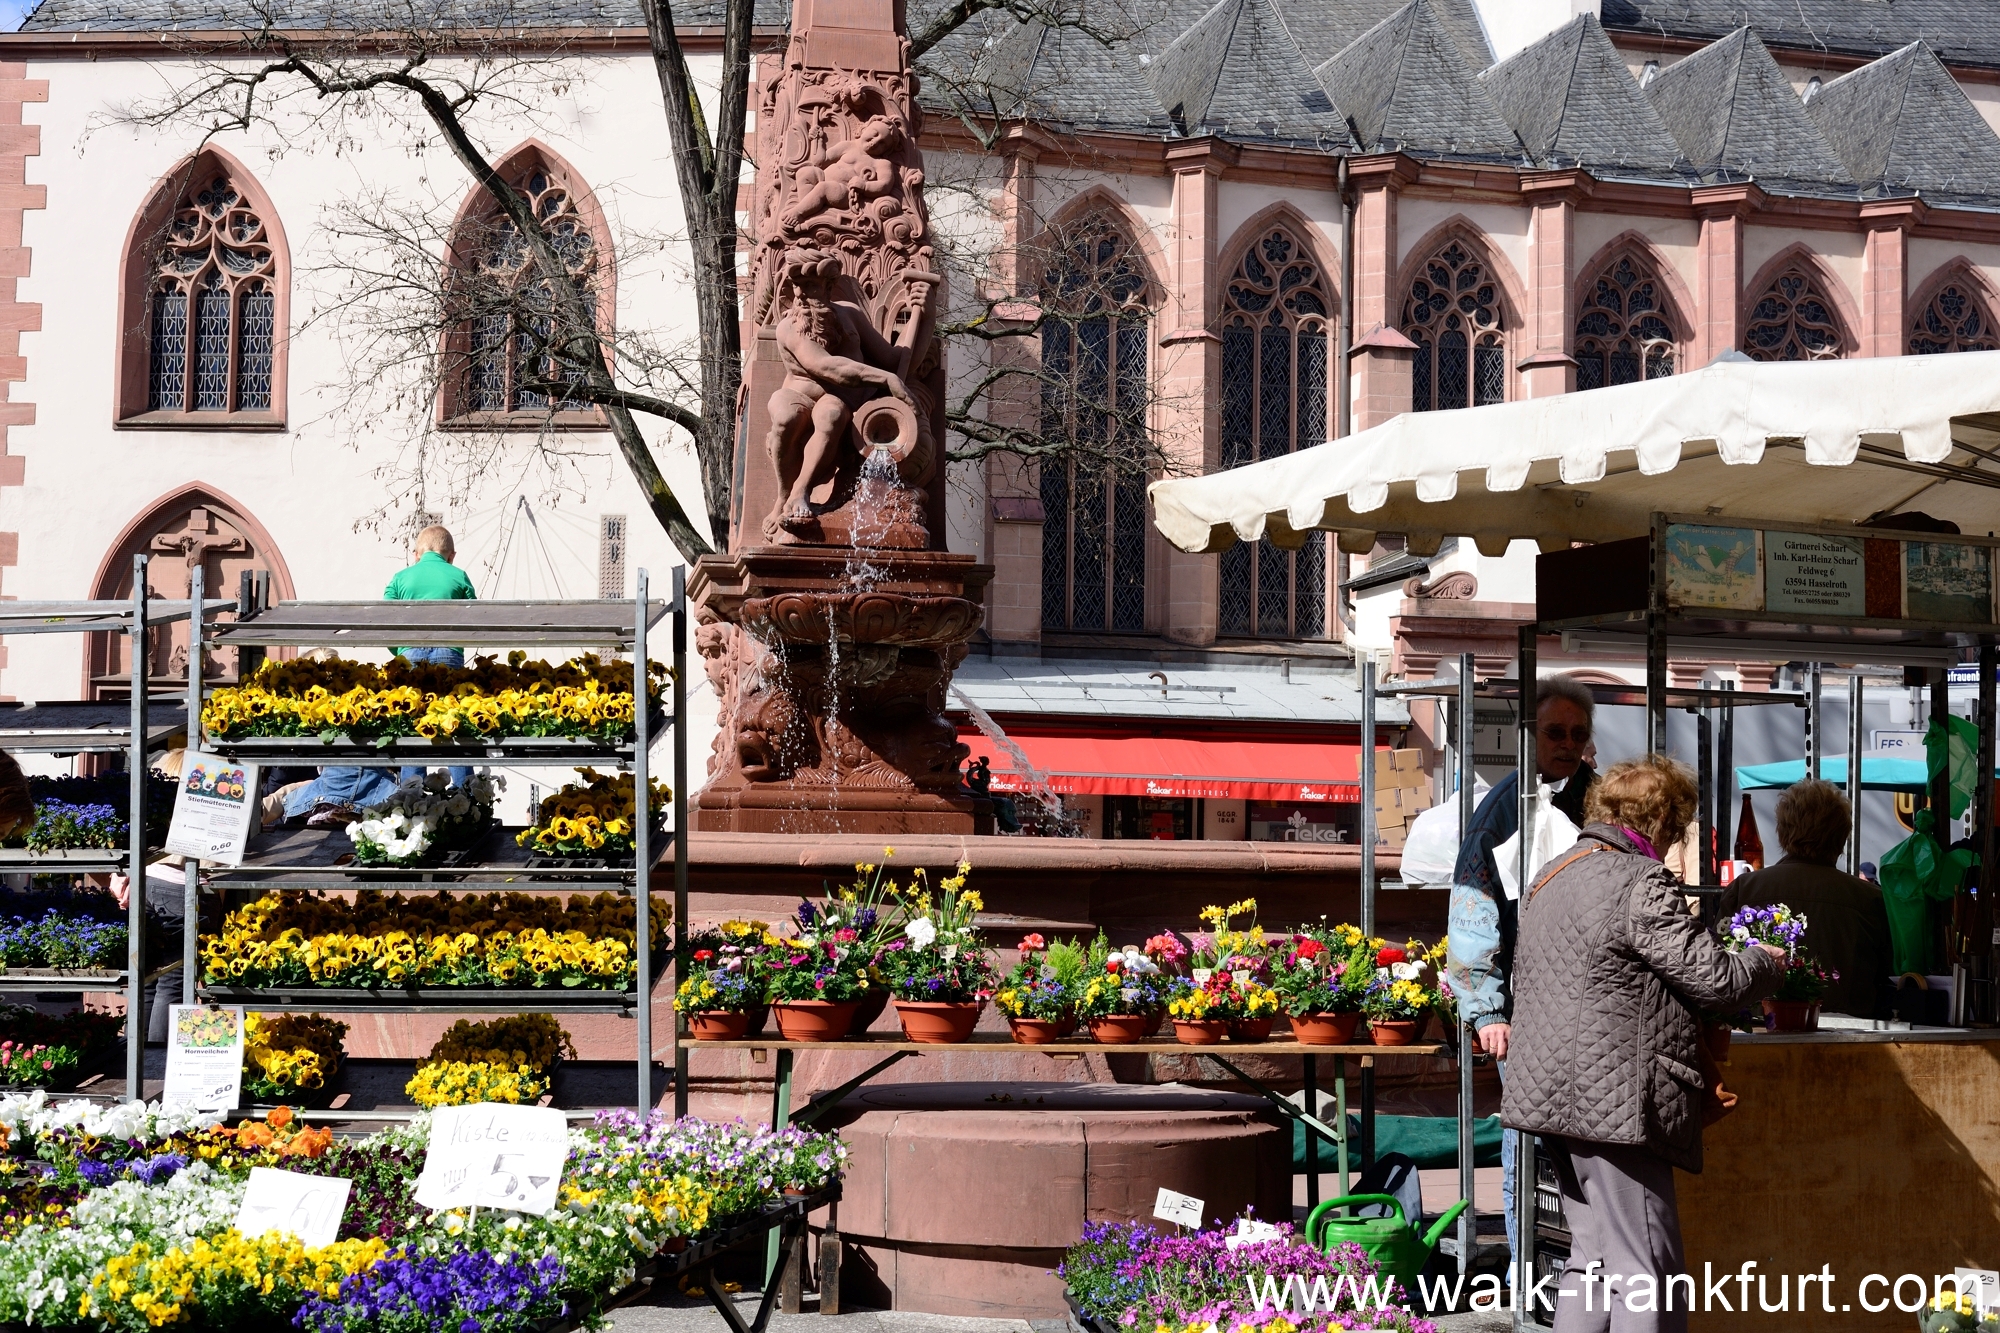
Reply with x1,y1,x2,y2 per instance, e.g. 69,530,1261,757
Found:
164,753,261,865
162,1004,244,1112
236,1167,352,1249
414,1103,569,1215
1153,1186,1205,1230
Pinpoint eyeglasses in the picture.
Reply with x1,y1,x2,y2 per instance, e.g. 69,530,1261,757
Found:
1540,725,1592,744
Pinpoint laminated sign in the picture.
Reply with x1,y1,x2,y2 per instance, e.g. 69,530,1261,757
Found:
163,752,261,865
162,1004,244,1112
414,1103,569,1215
236,1167,352,1249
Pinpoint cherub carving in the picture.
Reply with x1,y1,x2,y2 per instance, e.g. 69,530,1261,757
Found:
781,116,908,233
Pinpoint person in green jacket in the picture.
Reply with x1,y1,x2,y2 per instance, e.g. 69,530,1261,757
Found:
389,526,476,785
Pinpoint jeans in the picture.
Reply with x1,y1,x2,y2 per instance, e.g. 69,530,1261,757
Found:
1499,1055,1517,1269
282,766,399,819
396,647,472,788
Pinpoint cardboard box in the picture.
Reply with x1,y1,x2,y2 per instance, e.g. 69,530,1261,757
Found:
1373,785,1434,815
1358,749,1429,788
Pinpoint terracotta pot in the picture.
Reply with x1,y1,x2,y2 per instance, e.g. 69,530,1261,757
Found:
744,1005,770,1038
1292,1012,1362,1046
895,1000,982,1044
1141,1007,1167,1037
848,988,891,1036
664,1237,689,1254
686,1011,750,1041
1761,999,1820,1033
1173,1019,1229,1046
1009,1017,1068,1046
1369,1018,1422,1046
1229,1018,1275,1043
1088,1013,1151,1044
1703,1023,1733,1063
772,1000,861,1042
1055,1016,1079,1038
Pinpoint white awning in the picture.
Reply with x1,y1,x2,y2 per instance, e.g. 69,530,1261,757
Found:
1149,351,2000,557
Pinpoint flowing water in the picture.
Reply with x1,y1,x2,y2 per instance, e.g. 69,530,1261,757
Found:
951,685,1081,836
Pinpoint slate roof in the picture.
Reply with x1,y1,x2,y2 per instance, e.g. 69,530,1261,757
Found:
1642,26,1853,194
1602,0,2000,74
1266,0,1490,70
966,17,1173,136
1145,0,1352,147
1315,0,1525,164
1480,13,1686,180
1805,40,2000,207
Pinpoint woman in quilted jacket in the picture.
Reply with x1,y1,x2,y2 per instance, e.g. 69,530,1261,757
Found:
1503,755,1784,1333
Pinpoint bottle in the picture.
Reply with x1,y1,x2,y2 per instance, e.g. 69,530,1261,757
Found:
1734,794,1765,871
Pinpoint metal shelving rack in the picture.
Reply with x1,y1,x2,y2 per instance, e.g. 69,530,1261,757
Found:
0,556,229,1100
194,574,686,1112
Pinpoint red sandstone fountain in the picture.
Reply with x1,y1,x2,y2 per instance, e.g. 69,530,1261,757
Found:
691,0,993,833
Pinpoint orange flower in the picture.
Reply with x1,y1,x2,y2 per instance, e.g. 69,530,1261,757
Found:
235,1121,274,1149
266,1106,294,1129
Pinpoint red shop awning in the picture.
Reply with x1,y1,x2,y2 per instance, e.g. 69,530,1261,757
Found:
958,729,1364,802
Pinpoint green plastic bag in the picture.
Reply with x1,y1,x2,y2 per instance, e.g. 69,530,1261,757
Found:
1925,715,1980,820
1877,810,1974,976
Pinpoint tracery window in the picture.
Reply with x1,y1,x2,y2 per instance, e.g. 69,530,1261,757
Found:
1039,213,1153,634
1743,266,1846,361
1909,282,1999,355
141,173,278,416
1575,255,1677,390
1402,240,1506,412
1218,227,1330,639
448,162,602,419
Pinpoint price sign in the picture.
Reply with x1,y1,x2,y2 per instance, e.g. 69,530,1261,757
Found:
164,752,261,866
1153,1186,1205,1230
236,1167,351,1248
162,1004,244,1112
1224,1218,1285,1250
414,1103,569,1216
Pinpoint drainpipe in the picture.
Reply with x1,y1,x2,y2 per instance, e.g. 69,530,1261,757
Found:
1336,152,1358,637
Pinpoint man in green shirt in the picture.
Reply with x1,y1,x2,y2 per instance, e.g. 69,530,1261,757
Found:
389,526,476,786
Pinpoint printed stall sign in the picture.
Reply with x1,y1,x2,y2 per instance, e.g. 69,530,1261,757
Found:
164,752,261,865
1764,532,1866,617
1664,525,1762,611
163,1004,245,1112
414,1103,569,1216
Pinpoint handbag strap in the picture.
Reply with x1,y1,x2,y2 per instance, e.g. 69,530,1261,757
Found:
1525,840,1612,906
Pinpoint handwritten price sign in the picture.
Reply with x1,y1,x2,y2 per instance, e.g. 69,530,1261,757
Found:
414,1103,569,1216
236,1168,352,1248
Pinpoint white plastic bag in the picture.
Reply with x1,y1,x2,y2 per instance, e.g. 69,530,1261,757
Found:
1493,781,1581,901
1398,778,1490,885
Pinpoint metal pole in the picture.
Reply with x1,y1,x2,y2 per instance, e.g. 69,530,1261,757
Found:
673,565,690,1122
1302,1054,1318,1211
1697,689,1714,887
1931,670,1952,844
182,563,202,1008
1718,701,1735,860
1358,657,1376,1172
127,554,148,1103
1513,624,1538,1331
1456,653,1475,1275
634,569,652,1116
1848,672,1865,873
1981,647,1998,1021
1645,517,1666,754
1806,663,1823,781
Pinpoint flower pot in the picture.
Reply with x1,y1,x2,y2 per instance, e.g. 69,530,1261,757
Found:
1087,1013,1151,1044
664,1237,689,1254
1369,1018,1422,1046
1229,1018,1274,1043
848,988,891,1036
686,1011,750,1042
895,1000,982,1044
1055,1016,1079,1038
1703,1023,1732,1064
1141,1008,1167,1037
1009,1017,1068,1045
1291,1012,1362,1046
772,1000,861,1042
745,1005,771,1039
1761,999,1819,1033
1173,1019,1228,1045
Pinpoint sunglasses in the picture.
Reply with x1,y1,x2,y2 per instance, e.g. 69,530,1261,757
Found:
1540,725,1592,744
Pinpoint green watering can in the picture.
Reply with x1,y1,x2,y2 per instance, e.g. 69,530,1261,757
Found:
1305,1193,1469,1293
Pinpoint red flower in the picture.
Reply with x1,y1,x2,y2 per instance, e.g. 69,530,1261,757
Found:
1105,958,1123,974
1295,939,1326,961
1377,946,1406,967
834,927,858,943
692,949,714,963
1018,933,1046,953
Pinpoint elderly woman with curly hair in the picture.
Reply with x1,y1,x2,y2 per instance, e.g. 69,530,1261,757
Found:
1504,755,1785,1333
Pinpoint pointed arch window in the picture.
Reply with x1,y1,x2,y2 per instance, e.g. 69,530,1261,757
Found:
1909,281,1999,355
1403,240,1506,412
1744,266,1846,360
1575,255,1678,390
1039,213,1154,634
120,162,286,425
1218,226,1330,639
445,157,608,424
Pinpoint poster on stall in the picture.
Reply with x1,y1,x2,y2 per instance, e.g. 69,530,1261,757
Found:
1664,525,1762,611
163,753,260,865
1906,542,1994,623
162,1004,244,1112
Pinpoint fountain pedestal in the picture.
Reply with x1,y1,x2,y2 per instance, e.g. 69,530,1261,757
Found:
690,547,994,834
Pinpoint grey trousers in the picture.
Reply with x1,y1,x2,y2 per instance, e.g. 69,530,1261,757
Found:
1550,1138,1688,1333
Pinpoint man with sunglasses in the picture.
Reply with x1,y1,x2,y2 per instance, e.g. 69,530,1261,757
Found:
1447,673,1598,1267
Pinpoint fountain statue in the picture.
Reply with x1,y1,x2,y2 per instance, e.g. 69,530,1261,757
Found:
690,0,993,833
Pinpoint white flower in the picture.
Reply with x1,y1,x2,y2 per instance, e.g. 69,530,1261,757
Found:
1732,926,1751,941
905,917,936,948
424,770,450,793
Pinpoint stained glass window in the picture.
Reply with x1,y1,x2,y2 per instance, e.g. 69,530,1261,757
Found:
141,169,279,415
1576,255,1678,391
1403,240,1506,411
1744,266,1846,361
1217,226,1331,639
1909,281,1999,356
452,165,600,416
1039,214,1153,634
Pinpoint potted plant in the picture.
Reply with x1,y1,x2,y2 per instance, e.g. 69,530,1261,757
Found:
1188,899,1270,986
876,862,992,1043
1167,976,1228,1044
1223,978,1282,1042
763,937,870,1041
1921,1289,2000,1333
997,934,1085,1044
1719,903,1834,1032
1078,937,1167,1043
676,951,759,1040
792,850,913,1034
686,919,776,1035
347,770,503,867
1362,941,1442,1045
1271,920,1377,1045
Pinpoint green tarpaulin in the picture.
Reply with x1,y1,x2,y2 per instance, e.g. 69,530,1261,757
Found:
1293,1113,1502,1172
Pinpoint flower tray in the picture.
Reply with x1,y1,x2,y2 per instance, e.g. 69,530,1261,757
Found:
0,967,122,978
523,854,637,870
1063,1287,1120,1333
199,984,652,1012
